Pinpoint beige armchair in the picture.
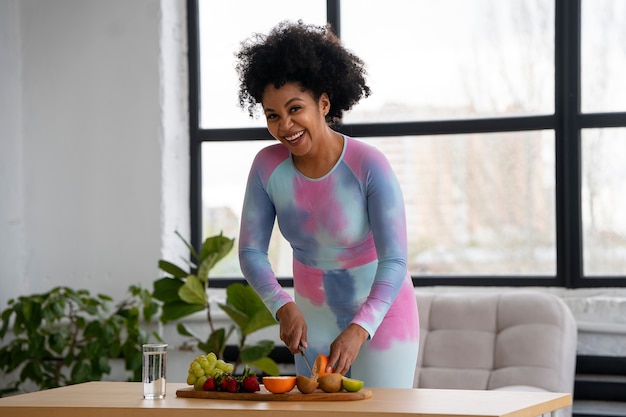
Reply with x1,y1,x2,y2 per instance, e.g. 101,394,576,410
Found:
414,291,577,417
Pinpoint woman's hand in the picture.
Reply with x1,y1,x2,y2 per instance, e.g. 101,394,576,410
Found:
276,302,308,354
327,323,369,375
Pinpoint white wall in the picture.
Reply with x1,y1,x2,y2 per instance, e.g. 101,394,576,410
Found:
0,0,189,309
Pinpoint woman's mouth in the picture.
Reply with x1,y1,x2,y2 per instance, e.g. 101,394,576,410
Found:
284,130,304,143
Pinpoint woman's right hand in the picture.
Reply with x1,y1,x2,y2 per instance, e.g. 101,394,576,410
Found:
276,302,307,354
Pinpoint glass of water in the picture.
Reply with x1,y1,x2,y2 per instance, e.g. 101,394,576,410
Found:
142,343,168,399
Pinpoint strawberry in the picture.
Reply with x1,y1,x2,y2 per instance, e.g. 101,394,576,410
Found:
202,377,217,391
241,375,260,393
219,375,239,393
225,377,239,393
220,375,231,391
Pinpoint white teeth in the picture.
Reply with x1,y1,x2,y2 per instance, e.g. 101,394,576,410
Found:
285,131,304,142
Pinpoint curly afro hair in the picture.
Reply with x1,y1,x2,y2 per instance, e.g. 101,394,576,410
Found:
235,20,370,124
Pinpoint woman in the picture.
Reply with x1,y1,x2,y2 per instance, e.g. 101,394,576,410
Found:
236,21,419,388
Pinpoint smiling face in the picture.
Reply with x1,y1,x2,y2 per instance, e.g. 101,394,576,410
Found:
262,82,331,158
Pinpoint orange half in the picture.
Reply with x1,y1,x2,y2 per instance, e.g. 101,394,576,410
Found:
262,376,297,394
310,354,333,381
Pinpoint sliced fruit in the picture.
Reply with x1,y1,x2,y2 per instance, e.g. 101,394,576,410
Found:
262,376,297,394
341,376,364,392
317,372,343,393
296,375,319,394
310,354,333,381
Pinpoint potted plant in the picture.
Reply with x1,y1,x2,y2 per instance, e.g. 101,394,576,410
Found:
153,232,279,375
0,285,159,396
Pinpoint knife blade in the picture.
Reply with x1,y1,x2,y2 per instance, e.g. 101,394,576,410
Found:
298,345,313,375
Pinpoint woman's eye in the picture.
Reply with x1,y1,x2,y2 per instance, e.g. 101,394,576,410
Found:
266,114,277,120
289,106,301,113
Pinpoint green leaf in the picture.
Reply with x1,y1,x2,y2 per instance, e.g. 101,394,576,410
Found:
240,340,274,362
243,309,279,336
20,361,42,383
50,298,66,320
158,260,188,278
71,361,92,383
175,230,199,262
0,308,13,338
110,339,122,358
176,323,200,339
21,300,33,323
178,275,207,305
160,300,205,322
83,321,102,339
226,283,265,315
198,328,226,356
220,283,277,335
143,300,160,322
153,277,184,303
123,347,143,380
196,255,216,284
218,303,249,332
245,356,280,376
196,233,234,283
48,333,66,355
199,234,235,268
98,294,113,303
90,354,110,376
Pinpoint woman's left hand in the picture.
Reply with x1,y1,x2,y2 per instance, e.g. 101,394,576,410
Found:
327,323,369,375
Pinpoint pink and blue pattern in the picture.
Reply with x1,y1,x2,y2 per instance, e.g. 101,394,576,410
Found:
239,136,419,388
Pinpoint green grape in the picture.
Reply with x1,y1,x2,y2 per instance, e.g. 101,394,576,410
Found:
201,358,215,374
206,352,218,369
186,373,197,385
198,357,210,370
186,354,236,390
194,375,207,391
215,359,234,373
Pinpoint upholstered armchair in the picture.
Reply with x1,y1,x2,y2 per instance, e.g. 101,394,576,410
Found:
414,291,577,417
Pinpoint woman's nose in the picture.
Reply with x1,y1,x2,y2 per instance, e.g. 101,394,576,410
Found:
279,115,293,131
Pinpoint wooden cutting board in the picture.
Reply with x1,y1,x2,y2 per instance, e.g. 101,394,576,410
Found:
176,386,373,401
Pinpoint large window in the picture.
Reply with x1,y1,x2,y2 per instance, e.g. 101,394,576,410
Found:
188,0,626,287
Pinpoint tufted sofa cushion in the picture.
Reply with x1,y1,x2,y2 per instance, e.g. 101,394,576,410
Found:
414,291,577,416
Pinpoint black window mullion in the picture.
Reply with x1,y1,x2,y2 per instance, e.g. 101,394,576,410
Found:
336,116,556,138
580,112,626,129
187,0,203,252
198,116,557,142
199,127,272,142
327,0,340,36
555,0,582,288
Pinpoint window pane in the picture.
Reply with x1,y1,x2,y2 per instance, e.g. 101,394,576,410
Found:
365,132,555,275
203,132,556,277
198,1,326,129
582,128,626,275
340,0,555,123
581,0,626,113
202,140,291,278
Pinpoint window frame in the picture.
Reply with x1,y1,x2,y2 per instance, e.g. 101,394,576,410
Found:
187,0,626,288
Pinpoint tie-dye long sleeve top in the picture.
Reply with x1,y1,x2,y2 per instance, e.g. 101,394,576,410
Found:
238,136,409,338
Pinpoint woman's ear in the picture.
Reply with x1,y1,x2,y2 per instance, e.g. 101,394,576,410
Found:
319,92,331,116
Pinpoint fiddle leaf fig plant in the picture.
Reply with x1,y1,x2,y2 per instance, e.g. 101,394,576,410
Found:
153,231,279,376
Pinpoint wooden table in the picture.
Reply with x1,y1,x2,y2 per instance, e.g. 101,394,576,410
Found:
0,381,572,417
